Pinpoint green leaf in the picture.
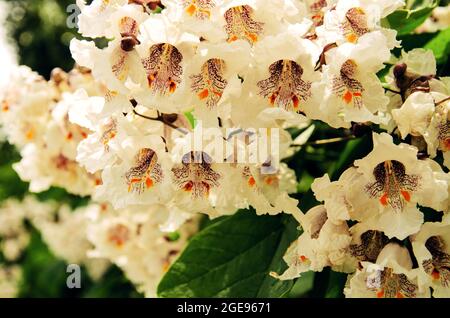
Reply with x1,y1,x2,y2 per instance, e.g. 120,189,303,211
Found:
424,28,450,64
383,0,438,36
157,210,300,298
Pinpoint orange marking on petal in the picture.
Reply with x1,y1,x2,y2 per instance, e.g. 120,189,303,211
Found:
269,94,277,106
147,74,155,87
201,181,211,196
227,35,238,43
396,293,404,299
246,32,258,43
376,290,385,298
343,90,353,104
184,181,194,192
25,130,34,141
128,178,141,192
248,176,256,187
353,92,362,97
300,255,308,262
212,90,223,97
346,33,358,43
264,176,275,185
185,4,197,16
66,132,73,140
292,95,300,109
380,193,389,206
81,131,88,139
198,89,209,100
145,177,153,189
431,270,440,280
169,81,177,93
401,190,411,202
95,178,102,186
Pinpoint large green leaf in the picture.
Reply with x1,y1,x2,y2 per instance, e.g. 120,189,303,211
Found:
424,28,450,64
383,0,438,36
157,210,300,298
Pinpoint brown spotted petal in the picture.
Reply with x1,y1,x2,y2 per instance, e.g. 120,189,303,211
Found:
183,0,215,20
125,148,163,194
190,58,228,108
141,43,183,96
341,7,370,43
224,5,264,45
257,60,312,112
171,151,221,198
332,59,364,108
423,236,450,288
365,160,420,211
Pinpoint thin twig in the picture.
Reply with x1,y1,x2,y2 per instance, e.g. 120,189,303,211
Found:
133,109,189,134
436,96,450,107
291,135,356,147
384,87,401,94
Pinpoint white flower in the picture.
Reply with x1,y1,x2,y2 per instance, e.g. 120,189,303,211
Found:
344,243,430,298
347,133,448,239
87,204,198,297
71,5,148,95
345,223,390,272
311,167,361,224
95,135,173,209
181,40,251,126
76,0,128,38
317,0,404,48
235,27,321,127
13,144,99,196
316,32,390,128
273,205,351,280
392,92,435,139
411,222,450,298
132,14,199,113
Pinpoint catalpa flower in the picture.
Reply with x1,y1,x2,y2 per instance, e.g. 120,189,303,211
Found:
347,133,448,239
68,90,137,174
87,204,198,297
411,222,450,298
13,144,99,196
311,167,362,224
344,243,430,298
216,0,306,45
161,0,226,41
181,40,251,126
70,4,148,95
273,205,352,280
76,0,128,38
132,14,199,113
243,27,321,122
95,135,173,209
317,0,403,48
316,32,390,128
346,223,390,272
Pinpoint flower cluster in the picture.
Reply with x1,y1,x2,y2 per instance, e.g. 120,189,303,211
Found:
275,132,450,298
0,66,104,196
0,196,198,297
66,0,412,228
